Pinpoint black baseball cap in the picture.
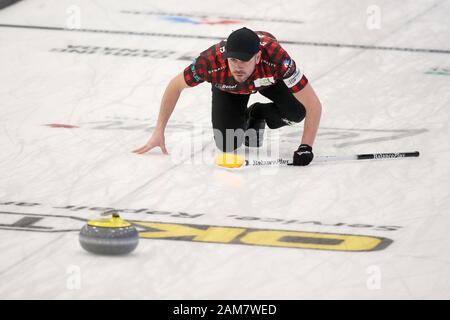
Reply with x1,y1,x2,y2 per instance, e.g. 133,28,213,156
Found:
224,27,261,61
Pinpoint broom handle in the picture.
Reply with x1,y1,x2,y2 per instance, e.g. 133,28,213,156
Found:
245,151,420,166
315,151,420,162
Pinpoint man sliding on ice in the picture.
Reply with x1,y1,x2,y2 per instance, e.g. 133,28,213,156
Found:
133,27,322,166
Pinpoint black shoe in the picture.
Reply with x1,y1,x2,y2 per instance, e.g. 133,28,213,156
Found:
245,103,265,148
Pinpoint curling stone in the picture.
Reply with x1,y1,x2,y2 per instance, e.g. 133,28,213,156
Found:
79,212,139,255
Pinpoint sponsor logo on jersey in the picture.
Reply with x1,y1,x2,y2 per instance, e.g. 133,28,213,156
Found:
208,65,227,74
254,77,275,87
261,59,276,67
215,83,238,90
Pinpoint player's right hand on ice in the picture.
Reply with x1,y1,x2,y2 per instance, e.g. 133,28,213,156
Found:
132,131,169,155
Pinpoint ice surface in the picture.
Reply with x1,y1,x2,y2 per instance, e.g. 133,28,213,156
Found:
0,0,449,299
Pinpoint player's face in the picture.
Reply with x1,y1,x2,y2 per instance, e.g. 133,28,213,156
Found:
228,52,261,83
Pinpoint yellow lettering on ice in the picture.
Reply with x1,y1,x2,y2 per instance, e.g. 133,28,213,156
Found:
135,222,245,243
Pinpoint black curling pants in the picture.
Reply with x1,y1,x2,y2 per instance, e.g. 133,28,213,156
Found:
211,81,306,152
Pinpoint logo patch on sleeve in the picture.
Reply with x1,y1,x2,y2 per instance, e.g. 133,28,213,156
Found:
283,67,303,88
190,62,201,82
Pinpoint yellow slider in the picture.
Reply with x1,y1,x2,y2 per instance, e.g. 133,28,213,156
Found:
214,153,245,168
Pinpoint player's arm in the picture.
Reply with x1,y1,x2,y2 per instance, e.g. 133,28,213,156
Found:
277,48,322,153
132,72,190,155
293,83,322,147
154,72,190,133
291,83,322,166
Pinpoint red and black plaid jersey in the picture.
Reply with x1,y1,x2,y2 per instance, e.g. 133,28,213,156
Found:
183,31,308,95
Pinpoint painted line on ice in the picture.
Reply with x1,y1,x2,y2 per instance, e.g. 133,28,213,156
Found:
1,24,449,55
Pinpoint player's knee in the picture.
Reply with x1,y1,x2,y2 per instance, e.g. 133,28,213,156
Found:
282,103,306,124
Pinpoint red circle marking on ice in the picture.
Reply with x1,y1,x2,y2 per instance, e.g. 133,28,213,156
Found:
45,124,79,128
202,19,241,25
